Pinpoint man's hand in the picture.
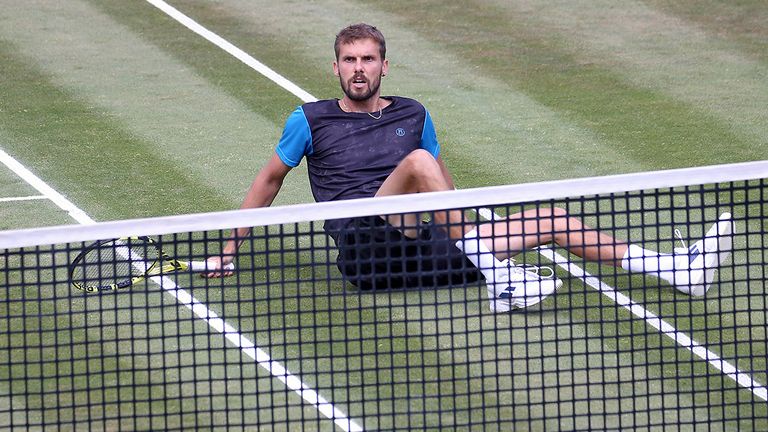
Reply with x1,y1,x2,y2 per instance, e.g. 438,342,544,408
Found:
202,256,235,278
200,153,291,279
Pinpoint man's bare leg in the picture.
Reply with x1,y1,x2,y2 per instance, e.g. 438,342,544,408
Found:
478,207,629,266
375,149,466,239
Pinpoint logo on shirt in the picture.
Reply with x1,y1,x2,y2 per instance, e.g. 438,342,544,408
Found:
395,127,406,137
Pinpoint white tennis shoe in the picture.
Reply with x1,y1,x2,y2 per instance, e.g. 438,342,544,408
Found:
670,212,735,297
487,259,563,312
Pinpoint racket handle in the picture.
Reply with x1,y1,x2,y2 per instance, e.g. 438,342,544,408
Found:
188,261,236,272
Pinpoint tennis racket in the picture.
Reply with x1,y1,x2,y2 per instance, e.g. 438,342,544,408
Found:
69,236,235,293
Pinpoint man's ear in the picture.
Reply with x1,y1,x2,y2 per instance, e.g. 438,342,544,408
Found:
333,61,340,77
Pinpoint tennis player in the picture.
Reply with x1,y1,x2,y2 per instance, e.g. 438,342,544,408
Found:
205,23,734,312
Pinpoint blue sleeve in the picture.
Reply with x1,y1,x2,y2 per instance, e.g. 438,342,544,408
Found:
420,108,440,158
275,106,312,167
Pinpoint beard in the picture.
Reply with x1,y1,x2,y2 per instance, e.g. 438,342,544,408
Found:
340,73,382,102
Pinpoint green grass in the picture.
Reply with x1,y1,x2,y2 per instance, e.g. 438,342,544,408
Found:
0,0,766,430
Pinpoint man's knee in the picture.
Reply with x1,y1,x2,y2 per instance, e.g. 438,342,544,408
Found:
382,149,448,194
400,149,440,171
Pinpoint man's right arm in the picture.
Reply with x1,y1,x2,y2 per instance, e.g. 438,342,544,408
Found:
204,153,292,277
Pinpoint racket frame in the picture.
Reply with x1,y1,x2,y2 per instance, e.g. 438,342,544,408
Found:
69,236,192,293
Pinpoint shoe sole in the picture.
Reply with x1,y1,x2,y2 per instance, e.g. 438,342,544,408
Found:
687,212,734,296
511,278,563,309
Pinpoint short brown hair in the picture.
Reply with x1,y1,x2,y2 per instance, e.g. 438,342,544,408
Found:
334,23,386,60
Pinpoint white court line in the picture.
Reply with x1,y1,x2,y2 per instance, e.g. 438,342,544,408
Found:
477,207,767,401
539,246,768,402
144,0,317,104
148,0,766,410
0,195,47,203
0,149,362,431
144,2,362,430
0,149,94,224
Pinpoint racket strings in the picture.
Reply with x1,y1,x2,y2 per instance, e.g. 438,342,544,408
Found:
71,239,160,288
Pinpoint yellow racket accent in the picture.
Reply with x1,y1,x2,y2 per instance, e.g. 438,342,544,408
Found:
68,236,229,293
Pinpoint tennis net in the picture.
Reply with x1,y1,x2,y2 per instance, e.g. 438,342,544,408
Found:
1,161,766,430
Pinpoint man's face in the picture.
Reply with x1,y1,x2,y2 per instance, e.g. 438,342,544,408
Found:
333,38,388,102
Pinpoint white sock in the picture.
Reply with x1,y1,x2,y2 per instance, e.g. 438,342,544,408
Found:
455,229,500,280
621,244,676,283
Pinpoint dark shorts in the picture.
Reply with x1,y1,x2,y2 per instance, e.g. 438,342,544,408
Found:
335,216,484,290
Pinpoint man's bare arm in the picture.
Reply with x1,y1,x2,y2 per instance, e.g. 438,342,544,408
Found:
204,153,292,277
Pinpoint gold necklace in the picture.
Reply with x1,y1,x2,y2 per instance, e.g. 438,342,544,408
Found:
340,99,382,120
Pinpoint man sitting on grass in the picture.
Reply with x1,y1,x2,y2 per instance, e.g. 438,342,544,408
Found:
204,23,734,312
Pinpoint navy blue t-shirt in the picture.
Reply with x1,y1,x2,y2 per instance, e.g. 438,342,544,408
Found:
275,96,440,240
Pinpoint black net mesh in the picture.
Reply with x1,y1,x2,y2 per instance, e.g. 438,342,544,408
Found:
1,175,766,430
